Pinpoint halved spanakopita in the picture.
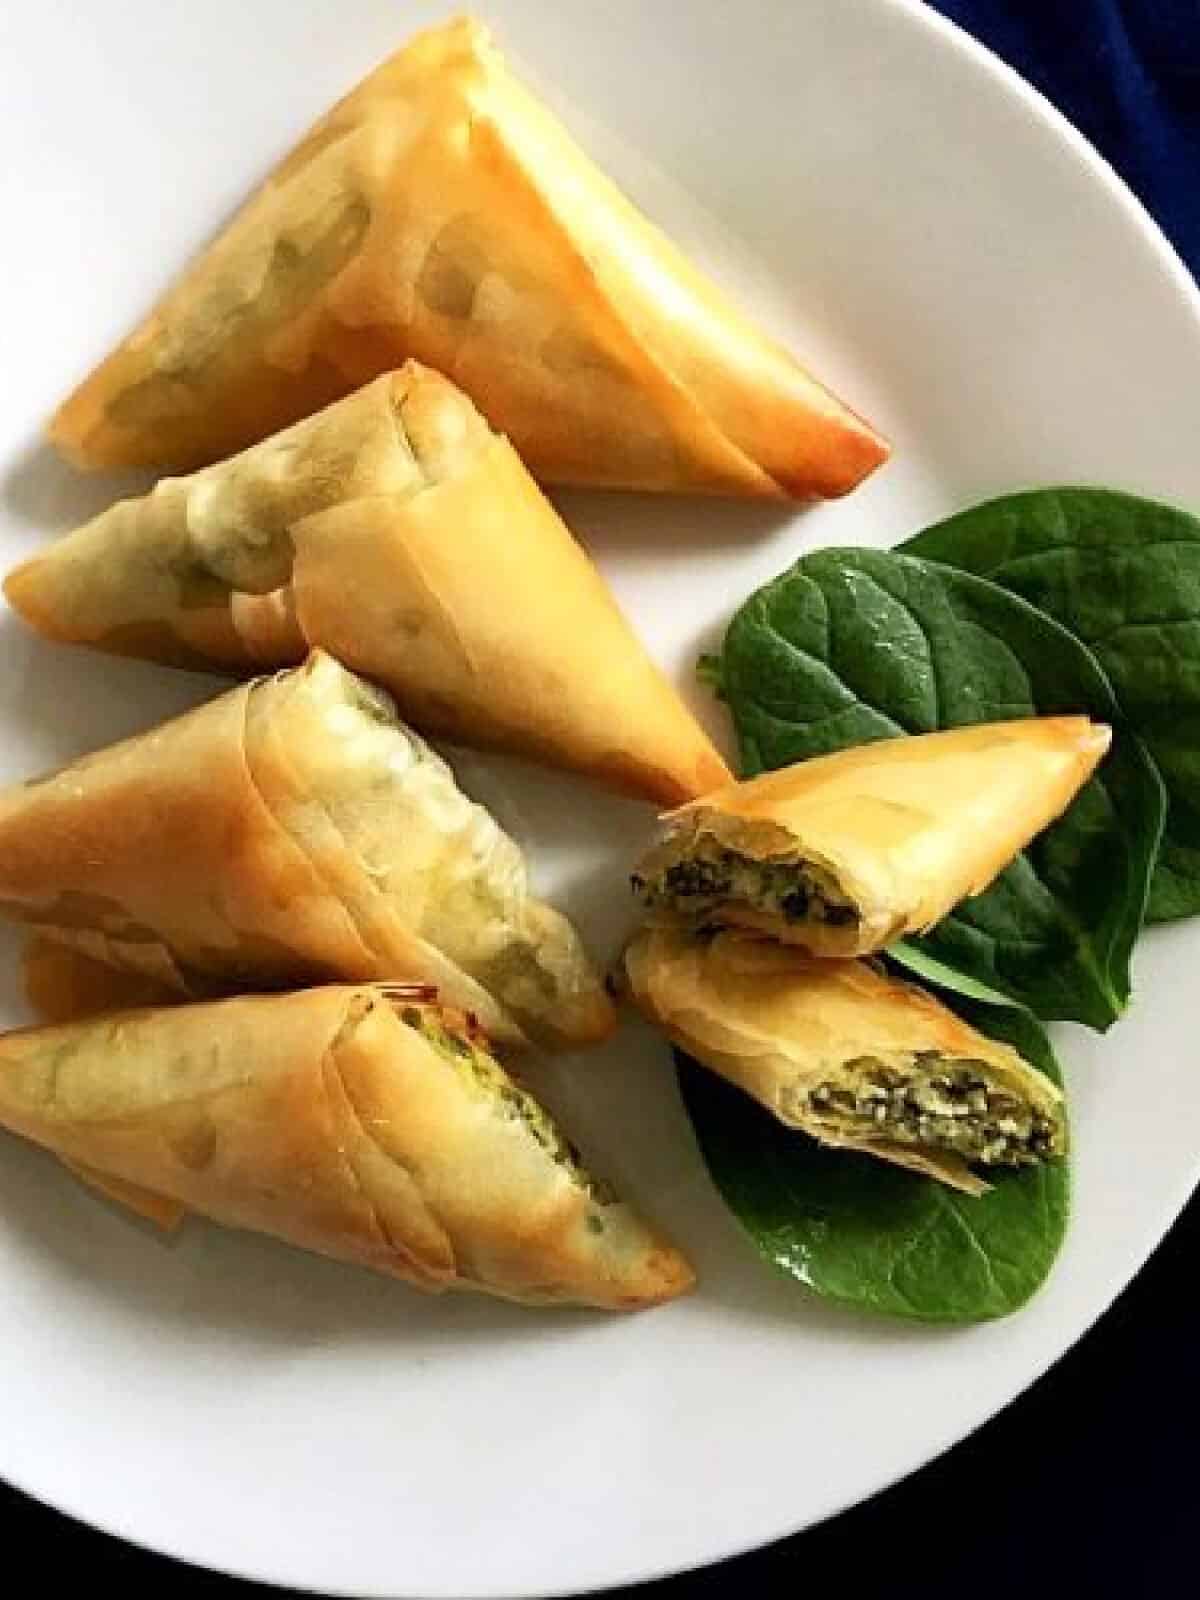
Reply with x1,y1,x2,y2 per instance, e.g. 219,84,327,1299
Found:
625,925,1066,1194
633,719,1110,956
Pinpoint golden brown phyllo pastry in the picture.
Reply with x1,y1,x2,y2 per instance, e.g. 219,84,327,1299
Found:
0,650,614,1052
11,364,731,805
46,16,887,498
21,936,178,1027
625,925,1066,1194
20,939,190,1228
0,985,695,1308
633,719,1110,956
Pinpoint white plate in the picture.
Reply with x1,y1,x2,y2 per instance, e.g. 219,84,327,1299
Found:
2,1,1199,1594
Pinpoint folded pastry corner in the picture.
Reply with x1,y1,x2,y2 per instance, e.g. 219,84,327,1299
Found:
22,934,179,1025
625,925,1067,1194
46,16,887,498
633,719,1110,956
19,938,189,1228
12,364,732,805
60,1159,189,1232
0,986,695,1308
0,650,614,1052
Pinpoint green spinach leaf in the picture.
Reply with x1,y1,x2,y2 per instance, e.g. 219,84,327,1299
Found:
676,1002,1069,1323
902,486,1200,922
714,547,1165,1029
886,940,1023,1008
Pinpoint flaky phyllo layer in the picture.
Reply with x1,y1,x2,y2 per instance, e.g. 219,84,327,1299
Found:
10,366,486,673
634,720,1112,957
625,926,1066,1194
0,650,613,1050
8,364,730,805
46,17,887,497
0,985,694,1308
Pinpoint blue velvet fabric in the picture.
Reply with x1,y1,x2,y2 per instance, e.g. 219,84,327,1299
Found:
929,0,1200,278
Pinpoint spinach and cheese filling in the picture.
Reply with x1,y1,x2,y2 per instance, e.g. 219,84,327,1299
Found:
396,1002,617,1207
623,925,1067,1194
797,1053,1063,1168
633,838,858,930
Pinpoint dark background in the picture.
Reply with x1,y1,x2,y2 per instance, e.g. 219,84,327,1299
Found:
4,2,1199,1595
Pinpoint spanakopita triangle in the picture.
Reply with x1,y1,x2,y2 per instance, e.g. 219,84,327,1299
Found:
10,366,732,806
47,16,887,498
0,986,695,1308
